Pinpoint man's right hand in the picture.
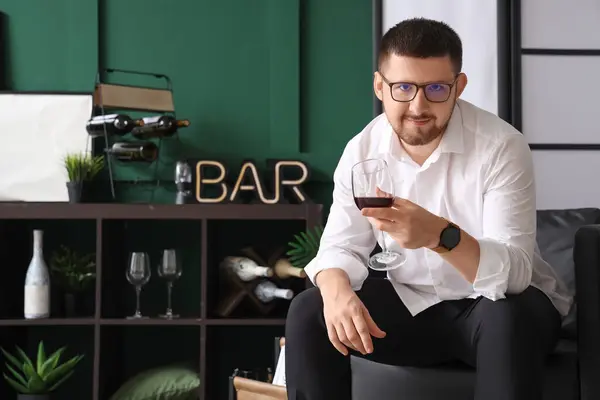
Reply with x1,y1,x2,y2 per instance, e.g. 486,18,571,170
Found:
316,269,386,356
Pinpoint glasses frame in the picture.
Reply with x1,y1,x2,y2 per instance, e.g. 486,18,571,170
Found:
379,72,459,103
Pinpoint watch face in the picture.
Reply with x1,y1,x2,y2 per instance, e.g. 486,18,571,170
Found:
441,224,461,250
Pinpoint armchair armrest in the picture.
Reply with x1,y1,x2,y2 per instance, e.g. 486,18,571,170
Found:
574,225,600,400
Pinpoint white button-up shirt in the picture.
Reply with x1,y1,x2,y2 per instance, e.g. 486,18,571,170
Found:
304,99,573,317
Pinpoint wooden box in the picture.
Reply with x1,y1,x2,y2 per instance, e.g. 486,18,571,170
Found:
229,337,287,400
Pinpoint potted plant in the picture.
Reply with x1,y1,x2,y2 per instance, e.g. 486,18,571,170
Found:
1,341,84,399
49,245,96,317
64,153,104,203
286,224,324,269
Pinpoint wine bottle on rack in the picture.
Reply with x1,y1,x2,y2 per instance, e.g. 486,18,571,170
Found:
132,116,190,139
273,258,306,279
109,142,159,163
253,280,294,303
86,114,144,137
220,256,273,282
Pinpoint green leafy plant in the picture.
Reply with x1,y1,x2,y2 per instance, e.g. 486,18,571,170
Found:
64,153,104,182
1,341,84,394
50,245,96,292
286,224,324,268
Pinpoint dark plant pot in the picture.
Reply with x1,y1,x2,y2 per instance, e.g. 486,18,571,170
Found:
66,181,83,203
64,293,79,317
62,291,93,317
18,394,49,400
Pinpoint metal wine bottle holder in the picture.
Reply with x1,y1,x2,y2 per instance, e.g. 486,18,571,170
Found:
90,67,180,202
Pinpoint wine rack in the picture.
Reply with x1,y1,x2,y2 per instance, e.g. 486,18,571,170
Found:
0,202,321,400
90,68,189,203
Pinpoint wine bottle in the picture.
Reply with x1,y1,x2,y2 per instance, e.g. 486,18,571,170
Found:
253,280,293,303
109,142,159,162
220,256,273,282
132,116,190,139
86,114,144,137
273,258,306,279
24,230,50,319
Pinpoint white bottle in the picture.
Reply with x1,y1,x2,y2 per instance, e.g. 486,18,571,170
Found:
221,256,273,282
254,281,293,303
24,230,50,319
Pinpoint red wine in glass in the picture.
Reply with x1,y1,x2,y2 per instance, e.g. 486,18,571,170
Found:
351,158,406,271
354,196,394,210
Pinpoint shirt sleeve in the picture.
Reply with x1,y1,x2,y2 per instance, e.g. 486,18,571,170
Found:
303,145,376,291
472,133,536,300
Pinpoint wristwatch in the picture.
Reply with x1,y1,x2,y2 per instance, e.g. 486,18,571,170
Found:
431,218,461,253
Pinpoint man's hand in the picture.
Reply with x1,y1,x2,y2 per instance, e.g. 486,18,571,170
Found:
316,269,386,356
361,196,447,250
362,195,481,282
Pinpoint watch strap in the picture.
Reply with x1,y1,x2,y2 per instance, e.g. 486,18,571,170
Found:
430,244,450,254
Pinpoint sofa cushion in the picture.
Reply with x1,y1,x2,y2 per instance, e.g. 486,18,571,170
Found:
350,339,578,400
109,364,200,400
536,208,600,338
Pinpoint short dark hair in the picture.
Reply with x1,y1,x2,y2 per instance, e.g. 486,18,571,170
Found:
378,18,462,75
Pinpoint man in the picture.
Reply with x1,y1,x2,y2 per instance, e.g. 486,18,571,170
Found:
284,17,572,400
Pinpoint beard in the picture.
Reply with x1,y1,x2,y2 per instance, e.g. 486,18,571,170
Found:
393,118,446,146
386,100,455,146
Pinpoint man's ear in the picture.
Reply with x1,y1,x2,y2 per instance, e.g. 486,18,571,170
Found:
455,72,468,98
373,71,384,102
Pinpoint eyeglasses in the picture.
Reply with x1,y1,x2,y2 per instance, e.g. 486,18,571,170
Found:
380,73,458,103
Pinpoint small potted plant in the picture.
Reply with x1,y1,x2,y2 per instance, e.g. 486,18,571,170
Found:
49,245,96,317
64,153,104,203
286,224,324,269
1,341,84,399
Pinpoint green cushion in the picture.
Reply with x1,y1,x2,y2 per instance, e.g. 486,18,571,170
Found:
109,364,200,400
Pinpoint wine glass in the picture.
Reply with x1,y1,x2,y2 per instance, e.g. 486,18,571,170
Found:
126,252,151,319
157,249,182,319
351,158,406,271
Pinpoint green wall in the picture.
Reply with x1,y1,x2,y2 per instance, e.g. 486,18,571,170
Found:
1,0,375,209
0,0,375,397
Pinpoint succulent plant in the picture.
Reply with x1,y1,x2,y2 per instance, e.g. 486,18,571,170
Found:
1,341,83,394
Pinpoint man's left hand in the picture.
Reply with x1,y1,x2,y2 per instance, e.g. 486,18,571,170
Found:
361,197,447,250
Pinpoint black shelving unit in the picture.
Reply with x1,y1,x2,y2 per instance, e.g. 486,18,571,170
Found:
0,202,322,400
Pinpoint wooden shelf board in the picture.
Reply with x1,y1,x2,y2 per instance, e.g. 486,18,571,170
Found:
0,202,321,220
205,318,286,326
0,318,286,327
99,318,203,326
0,318,95,326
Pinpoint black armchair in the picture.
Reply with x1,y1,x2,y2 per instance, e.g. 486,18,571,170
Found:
350,208,600,400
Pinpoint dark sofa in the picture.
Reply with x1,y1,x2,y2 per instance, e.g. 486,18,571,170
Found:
350,208,600,400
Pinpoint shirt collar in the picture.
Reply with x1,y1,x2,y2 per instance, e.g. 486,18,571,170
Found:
377,101,465,160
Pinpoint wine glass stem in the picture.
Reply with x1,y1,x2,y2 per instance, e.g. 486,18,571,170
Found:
379,230,388,253
166,282,173,316
135,286,142,317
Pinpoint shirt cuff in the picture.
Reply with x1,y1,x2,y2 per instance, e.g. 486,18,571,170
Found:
304,249,369,291
472,238,510,300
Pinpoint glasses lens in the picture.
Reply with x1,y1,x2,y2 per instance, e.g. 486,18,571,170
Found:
424,84,451,102
391,83,417,102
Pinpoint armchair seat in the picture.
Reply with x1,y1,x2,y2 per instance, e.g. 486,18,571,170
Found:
351,339,578,400
350,208,600,400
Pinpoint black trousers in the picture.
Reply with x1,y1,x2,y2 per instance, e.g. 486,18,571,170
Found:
285,278,562,400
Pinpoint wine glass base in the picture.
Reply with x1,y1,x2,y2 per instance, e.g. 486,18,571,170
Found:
368,251,406,271
159,314,179,319
126,315,149,320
